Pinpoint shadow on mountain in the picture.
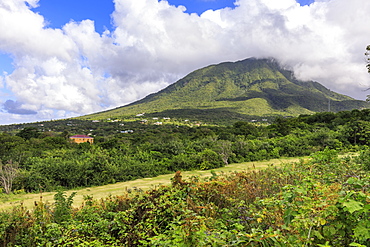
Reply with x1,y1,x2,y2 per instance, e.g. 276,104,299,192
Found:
217,88,369,112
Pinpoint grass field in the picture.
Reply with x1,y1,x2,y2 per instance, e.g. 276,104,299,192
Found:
0,157,303,211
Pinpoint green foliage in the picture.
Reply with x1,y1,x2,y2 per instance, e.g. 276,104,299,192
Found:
1,152,370,246
16,127,40,140
0,133,27,163
53,190,76,224
2,108,370,192
232,121,258,138
357,148,370,171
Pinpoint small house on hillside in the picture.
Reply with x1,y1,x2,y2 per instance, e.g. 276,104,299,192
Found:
69,135,94,144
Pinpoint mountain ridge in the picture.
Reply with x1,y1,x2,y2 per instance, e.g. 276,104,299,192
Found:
82,57,368,124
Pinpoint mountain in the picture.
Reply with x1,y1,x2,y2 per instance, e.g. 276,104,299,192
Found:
82,58,369,124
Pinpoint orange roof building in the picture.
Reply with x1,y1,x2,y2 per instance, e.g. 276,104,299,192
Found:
69,135,94,144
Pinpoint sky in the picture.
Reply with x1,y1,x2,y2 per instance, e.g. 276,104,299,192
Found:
0,0,369,125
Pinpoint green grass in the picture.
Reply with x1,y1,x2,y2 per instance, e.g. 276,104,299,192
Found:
0,157,302,211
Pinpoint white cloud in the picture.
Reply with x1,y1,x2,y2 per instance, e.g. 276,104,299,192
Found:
0,0,370,125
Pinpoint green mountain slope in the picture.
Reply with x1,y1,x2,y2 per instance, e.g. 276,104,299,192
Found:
83,58,369,124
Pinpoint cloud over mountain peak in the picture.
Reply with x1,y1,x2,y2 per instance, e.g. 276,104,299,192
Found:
0,0,369,124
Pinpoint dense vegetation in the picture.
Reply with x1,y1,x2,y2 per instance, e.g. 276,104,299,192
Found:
1,109,370,245
1,148,370,246
0,109,369,193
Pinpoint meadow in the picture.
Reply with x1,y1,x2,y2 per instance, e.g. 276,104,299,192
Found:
0,157,300,210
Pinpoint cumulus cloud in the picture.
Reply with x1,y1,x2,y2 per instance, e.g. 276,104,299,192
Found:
3,100,37,115
0,0,369,124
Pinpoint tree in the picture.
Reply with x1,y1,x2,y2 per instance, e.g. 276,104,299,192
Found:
197,149,223,170
0,133,26,163
341,120,370,145
214,140,233,165
232,121,258,139
0,161,19,194
16,127,40,140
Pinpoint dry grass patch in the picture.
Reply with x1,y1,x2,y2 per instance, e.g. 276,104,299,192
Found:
0,157,303,211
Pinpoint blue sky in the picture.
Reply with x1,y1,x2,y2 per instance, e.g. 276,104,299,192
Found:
34,0,115,33
32,0,314,32
0,0,369,125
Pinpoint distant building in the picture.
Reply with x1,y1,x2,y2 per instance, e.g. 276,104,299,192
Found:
120,130,134,134
69,135,94,144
